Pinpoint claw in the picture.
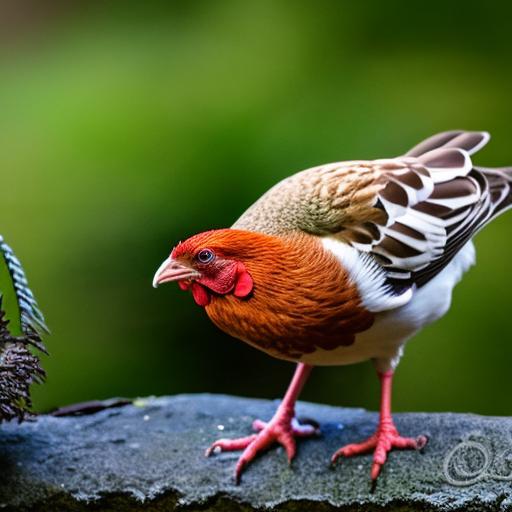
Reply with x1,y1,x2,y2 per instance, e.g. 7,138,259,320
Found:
206,363,315,483
206,416,318,483
205,435,257,457
332,426,428,480
331,370,428,480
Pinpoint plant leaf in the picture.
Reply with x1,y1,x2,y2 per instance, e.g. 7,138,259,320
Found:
0,235,49,336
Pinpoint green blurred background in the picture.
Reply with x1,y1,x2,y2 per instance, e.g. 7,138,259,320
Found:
1,1,511,415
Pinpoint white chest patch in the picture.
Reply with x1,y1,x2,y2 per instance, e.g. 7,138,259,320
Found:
321,238,413,312
301,240,476,369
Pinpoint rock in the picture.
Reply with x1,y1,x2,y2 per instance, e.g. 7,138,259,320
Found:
0,394,511,511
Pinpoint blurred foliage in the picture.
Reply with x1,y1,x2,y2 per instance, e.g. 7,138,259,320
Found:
0,0,511,415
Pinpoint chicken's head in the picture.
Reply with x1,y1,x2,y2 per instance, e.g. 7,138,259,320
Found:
152,229,254,307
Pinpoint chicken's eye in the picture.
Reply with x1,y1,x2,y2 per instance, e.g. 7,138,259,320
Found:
197,249,215,264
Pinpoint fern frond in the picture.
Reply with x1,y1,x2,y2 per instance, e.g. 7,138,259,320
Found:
0,235,49,336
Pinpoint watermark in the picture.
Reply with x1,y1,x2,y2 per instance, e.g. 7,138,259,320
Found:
443,433,512,486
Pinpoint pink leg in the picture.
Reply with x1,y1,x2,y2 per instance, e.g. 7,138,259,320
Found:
205,363,317,483
331,370,427,480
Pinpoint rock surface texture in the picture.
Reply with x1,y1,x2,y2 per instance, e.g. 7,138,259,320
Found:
0,394,511,511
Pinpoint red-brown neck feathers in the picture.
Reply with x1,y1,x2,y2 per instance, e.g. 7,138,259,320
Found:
197,229,374,361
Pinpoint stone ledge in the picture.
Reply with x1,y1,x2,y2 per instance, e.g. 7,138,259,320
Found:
0,394,511,511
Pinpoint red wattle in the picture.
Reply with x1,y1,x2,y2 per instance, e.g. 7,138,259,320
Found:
191,282,210,307
234,270,253,298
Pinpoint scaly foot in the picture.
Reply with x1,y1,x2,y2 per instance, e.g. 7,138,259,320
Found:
331,420,427,480
206,413,318,483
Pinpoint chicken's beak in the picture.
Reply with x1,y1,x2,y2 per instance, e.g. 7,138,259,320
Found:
152,257,200,288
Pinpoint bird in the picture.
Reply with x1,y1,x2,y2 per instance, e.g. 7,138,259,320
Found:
153,130,512,483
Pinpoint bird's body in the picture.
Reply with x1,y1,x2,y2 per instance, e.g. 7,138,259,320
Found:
201,230,474,370
154,131,512,482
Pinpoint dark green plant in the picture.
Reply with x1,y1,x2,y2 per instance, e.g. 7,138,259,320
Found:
0,235,48,422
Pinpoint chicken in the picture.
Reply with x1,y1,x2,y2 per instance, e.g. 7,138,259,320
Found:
153,131,512,482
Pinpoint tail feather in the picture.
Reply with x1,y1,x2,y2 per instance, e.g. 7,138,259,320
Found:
406,130,490,157
477,166,512,219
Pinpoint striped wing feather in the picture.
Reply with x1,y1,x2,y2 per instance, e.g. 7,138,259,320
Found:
371,132,511,288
